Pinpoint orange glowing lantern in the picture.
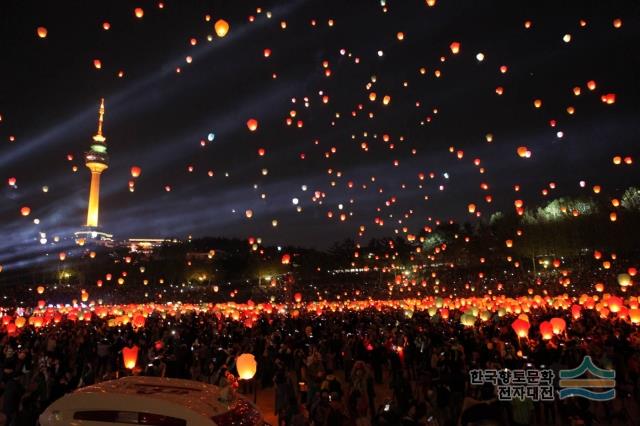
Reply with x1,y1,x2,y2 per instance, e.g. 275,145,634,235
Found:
215,19,229,37
294,292,302,303
37,286,45,294
246,118,258,131
236,353,258,380
550,318,566,335
122,346,139,370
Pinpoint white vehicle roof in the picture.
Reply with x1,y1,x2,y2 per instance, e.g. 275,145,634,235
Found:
39,376,263,426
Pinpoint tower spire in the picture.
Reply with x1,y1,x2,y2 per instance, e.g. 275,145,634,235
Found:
93,98,106,143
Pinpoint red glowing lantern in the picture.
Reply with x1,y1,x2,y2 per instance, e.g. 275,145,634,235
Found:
539,321,553,340
511,318,530,338
550,317,566,335
281,254,291,265
122,345,139,370
294,292,302,303
246,118,258,131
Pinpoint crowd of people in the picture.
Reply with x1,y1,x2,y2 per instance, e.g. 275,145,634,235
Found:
2,301,640,426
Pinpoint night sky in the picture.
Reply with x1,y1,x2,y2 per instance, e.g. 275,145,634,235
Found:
1,0,639,262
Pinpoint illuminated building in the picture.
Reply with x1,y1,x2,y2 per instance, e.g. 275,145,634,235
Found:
75,99,112,243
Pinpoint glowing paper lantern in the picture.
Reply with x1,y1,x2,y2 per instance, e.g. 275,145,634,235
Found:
37,27,48,38
122,345,139,370
449,42,460,54
37,285,45,294
215,19,229,37
15,317,26,329
134,7,144,18
539,321,553,340
618,273,632,287
460,313,475,326
517,146,531,158
236,353,258,380
511,318,530,338
550,317,566,335
20,206,31,216
246,118,258,131
281,254,291,265
608,296,623,313
132,315,146,329
294,292,302,303
131,166,141,178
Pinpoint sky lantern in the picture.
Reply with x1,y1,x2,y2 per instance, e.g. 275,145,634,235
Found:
601,93,616,104
468,203,476,214
236,353,258,380
629,267,638,277
382,95,391,105
263,48,272,58
618,273,632,287
15,316,27,329
122,345,139,370
215,19,229,37
281,253,291,264
131,166,141,178
294,292,302,303
550,317,566,335
134,7,144,18
449,41,460,54
37,26,48,38
609,212,618,222
397,32,404,41
93,59,102,69
630,309,640,324
539,321,553,340
37,285,45,294
81,291,89,302
132,314,146,328
517,146,531,158
103,21,111,30
20,206,31,216
245,209,253,219
587,80,597,90
59,252,66,261
246,118,258,131
613,18,622,28
533,99,542,108
571,304,582,319
511,318,530,338
608,296,623,313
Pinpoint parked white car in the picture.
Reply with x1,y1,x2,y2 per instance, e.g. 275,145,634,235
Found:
39,376,266,426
